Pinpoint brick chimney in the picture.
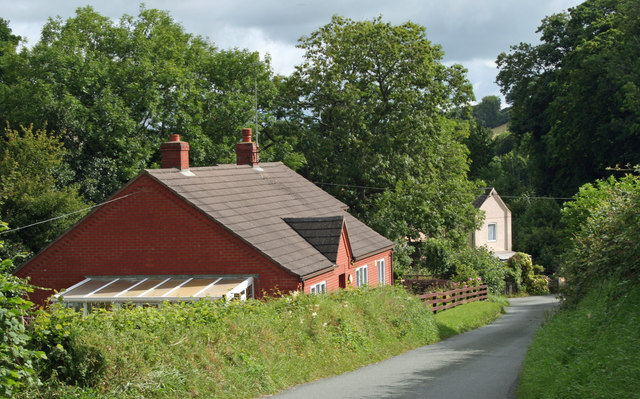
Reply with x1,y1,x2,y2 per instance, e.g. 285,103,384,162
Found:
236,128,259,166
160,134,190,170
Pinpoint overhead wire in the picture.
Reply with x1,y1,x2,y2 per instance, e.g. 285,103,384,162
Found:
0,193,138,236
313,181,574,200
2,182,572,236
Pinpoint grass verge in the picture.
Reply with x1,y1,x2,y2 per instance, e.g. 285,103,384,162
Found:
434,298,506,340
517,279,640,398
24,286,506,398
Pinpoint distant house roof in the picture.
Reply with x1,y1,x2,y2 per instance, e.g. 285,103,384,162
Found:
145,163,393,279
473,187,495,208
473,187,511,214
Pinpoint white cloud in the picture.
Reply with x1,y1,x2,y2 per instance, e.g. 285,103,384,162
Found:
1,0,585,98
212,25,304,76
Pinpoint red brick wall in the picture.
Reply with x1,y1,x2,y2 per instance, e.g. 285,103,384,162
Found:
16,173,299,305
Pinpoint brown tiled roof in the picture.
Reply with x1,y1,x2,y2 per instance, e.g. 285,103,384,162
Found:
145,163,394,278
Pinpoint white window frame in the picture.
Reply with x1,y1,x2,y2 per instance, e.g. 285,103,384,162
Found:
355,265,368,287
310,281,327,294
488,223,497,242
377,258,386,285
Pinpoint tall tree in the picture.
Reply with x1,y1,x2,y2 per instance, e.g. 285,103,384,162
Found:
497,0,640,197
0,7,285,203
472,95,509,128
0,126,87,258
282,16,480,272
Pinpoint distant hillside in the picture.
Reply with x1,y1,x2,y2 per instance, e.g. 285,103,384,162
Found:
491,123,509,137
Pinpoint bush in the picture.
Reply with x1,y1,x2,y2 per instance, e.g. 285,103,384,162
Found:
560,172,640,303
0,221,46,397
451,247,507,294
527,275,550,295
505,252,549,295
28,305,106,386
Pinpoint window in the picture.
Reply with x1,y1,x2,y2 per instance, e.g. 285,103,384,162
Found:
377,258,386,285
310,281,326,294
356,265,368,287
488,223,497,242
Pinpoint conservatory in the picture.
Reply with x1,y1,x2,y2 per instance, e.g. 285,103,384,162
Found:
52,275,254,314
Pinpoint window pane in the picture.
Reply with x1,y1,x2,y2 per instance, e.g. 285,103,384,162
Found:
488,223,497,241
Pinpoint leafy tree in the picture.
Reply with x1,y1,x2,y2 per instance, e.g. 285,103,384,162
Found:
0,6,286,203
472,95,509,128
0,126,88,258
0,18,20,61
497,0,640,197
282,16,479,272
465,122,494,180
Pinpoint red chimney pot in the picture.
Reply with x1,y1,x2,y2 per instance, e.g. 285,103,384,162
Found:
236,128,259,166
242,128,252,143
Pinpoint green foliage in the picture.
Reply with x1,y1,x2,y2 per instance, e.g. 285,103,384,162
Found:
0,6,287,203
511,197,563,273
472,95,509,129
0,221,46,397
0,125,88,258
465,122,494,180
518,279,640,398
281,16,479,272
451,247,507,294
527,275,550,296
28,305,105,386
497,0,640,197
506,252,548,294
23,286,442,398
0,18,21,60
560,172,640,303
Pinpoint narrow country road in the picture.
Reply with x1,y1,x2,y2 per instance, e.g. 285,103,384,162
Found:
271,295,558,399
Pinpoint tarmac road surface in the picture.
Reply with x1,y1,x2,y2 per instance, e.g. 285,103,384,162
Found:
271,295,558,399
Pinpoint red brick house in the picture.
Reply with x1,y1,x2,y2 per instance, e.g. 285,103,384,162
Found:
15,130,394,306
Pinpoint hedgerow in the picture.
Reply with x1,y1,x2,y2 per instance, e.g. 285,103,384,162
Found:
24,285,440,398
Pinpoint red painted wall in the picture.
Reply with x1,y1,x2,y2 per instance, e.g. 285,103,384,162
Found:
303,223,393,293
16,173,300,305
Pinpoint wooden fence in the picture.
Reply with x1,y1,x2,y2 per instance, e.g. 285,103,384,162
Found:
419,284,488,313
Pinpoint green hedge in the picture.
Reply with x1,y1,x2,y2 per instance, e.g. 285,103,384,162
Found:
25,286,440,398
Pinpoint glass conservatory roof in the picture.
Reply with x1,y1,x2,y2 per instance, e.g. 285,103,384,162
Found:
53,275,254,304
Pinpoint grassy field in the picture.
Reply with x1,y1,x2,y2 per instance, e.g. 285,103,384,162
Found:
23,286,506,398
491,123,510,137
517,279,640,398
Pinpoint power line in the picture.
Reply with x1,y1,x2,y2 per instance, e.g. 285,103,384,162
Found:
313,181,575,200
500,195,575,201
312,181,388,191
0,193,137,236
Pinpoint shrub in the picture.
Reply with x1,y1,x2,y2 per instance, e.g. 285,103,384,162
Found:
451,247,507,294
527,275,550,295
28,305,106,386
0,221,46,397
560,172,640,303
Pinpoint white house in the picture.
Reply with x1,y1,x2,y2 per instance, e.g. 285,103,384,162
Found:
471,187,515,261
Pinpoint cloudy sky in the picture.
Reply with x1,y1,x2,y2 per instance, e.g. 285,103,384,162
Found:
1,0,582,104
